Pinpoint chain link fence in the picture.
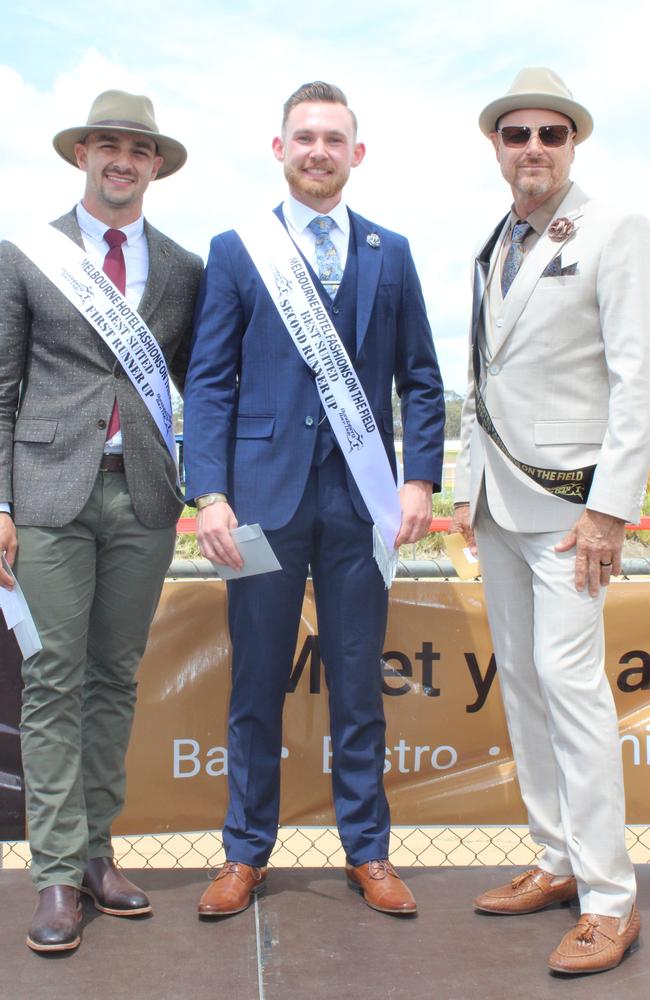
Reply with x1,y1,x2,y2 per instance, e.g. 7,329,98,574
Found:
4,825,650,871
4,561,650,875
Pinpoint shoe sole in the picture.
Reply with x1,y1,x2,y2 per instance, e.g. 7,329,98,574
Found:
548,946,636,974
26,934,81,953
80,886,152,916
346,880,417,915
198,880,266,917
548,932,640,974
474,898,575,915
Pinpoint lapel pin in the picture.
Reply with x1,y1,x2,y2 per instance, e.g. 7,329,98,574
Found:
548,217,575,243
366,233,381,249
161,242,171,257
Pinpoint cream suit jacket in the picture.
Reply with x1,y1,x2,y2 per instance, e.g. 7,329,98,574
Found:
455,183,650,532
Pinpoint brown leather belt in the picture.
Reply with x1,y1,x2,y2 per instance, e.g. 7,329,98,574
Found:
99,453,125,473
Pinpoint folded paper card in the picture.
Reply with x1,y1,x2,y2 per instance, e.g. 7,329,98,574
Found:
210,524,282,580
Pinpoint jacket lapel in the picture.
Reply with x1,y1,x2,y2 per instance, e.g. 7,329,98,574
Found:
492,185,587,358
50,211,173,323
272,205,381,355
351,211,382,354
138,221,174,321
484,214,510,287
51,208,84,248
471,214,509,379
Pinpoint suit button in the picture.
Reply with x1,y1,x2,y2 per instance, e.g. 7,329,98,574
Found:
488,364,500,376
305,416,314,427
332,306,340,315
114,368,121,379
97,419,107,429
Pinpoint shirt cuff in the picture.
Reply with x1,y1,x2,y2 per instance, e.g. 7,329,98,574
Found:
0,503,12,515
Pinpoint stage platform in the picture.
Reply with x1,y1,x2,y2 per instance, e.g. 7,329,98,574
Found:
2,866,649,999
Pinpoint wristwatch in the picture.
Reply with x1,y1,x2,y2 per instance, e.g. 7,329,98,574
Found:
196,492,228,510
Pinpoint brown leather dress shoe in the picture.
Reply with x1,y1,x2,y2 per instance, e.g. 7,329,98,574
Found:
81,857,152,916
345,859,417,914
474,868,577,914
548,907,641,974
198,862,267,916
26,885,82,952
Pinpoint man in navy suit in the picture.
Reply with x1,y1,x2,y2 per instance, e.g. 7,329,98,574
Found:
183,81,445,917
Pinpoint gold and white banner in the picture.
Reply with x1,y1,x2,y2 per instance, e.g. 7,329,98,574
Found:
2,578,650,838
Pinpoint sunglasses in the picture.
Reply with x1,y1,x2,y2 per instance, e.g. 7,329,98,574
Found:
497,124,572,148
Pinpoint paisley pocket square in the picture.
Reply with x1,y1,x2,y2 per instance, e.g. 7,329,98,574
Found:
542,256,578,278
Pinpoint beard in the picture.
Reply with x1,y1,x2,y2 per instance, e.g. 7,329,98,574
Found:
284,163,347,201
98,171,140,208
514,174,555,198
511,159,562,200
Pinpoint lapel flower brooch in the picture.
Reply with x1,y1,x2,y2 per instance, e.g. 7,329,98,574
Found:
366,232,381,249
548,217,575,243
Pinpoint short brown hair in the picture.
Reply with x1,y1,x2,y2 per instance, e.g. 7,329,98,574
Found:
282,81,358,135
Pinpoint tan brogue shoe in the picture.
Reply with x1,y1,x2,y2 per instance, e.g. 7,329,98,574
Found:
198,862,267,916
81,857,152,916
346,859,417,915
26,885,82,953
548,906,641,974
474,868,577,914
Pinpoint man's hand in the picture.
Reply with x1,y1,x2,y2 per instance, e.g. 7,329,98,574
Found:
196,502,243,571
555,508,626,597
449,502,477,556
395,480,433,547
0,513,17,589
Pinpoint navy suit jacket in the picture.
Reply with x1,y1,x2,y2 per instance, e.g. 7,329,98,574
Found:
184,206,445,530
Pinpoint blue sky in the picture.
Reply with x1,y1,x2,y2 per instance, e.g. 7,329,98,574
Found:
2,0,649,392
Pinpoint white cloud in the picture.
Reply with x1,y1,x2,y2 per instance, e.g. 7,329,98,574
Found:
2,1,649,391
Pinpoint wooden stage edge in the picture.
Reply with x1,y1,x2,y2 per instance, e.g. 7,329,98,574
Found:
2,865,649,1000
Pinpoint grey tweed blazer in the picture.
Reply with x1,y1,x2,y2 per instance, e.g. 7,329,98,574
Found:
0,209,203,528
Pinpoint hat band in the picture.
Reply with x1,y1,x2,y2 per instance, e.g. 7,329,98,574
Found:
89,118,156,132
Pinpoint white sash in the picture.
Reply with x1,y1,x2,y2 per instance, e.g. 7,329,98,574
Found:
238,214,401,588
13,225,177,469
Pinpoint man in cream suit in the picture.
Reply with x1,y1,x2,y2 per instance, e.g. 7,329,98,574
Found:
0,91,202,952
452,68,650,974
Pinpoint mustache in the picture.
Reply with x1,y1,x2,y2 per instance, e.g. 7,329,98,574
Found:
517,156,551,165
103,167,137,179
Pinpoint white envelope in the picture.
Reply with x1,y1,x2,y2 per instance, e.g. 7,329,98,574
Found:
0,556,43,658
211,524,282,580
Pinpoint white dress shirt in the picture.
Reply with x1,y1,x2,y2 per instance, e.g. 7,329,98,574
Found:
76,202,150,453
282,195,350,272
75,201,149,306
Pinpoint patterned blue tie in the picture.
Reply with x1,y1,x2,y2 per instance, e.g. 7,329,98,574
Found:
501,220,532,298
308,216,343,299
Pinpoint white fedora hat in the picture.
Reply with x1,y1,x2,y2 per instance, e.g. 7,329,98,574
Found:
53,90,187,178
479,67,593,144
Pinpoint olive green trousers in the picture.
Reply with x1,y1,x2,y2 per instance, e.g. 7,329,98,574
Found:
16,472,175,890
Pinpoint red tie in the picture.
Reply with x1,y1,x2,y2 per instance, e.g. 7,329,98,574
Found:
103,229,127,441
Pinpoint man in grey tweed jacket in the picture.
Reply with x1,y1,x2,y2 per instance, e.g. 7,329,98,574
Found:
0,90,202,952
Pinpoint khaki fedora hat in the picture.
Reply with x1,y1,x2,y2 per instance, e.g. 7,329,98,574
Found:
53,89,187,178
479,67,593,144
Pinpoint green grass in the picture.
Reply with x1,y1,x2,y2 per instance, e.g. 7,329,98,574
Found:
174,493,457,561
175,490,650,563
